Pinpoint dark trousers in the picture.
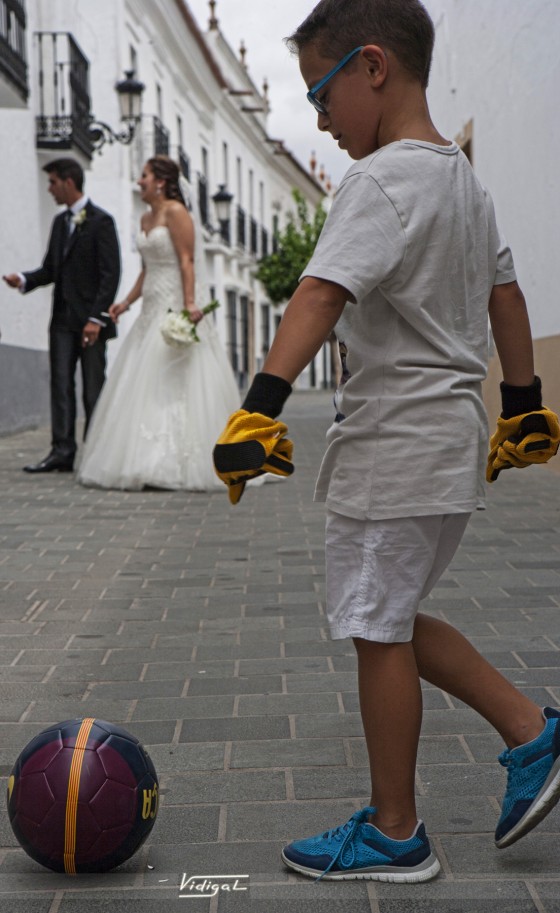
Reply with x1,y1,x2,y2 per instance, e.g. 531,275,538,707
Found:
49,325,107,458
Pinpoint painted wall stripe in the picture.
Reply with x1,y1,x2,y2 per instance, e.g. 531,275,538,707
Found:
63,718,96,875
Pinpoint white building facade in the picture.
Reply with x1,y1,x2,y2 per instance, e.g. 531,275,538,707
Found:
0,0,329,435
425,0,560,418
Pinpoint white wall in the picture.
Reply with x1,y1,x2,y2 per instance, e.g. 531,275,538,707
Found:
425,0,560,339
0,112,53,350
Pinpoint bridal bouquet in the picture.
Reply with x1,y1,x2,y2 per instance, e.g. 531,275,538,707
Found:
160,300,220,348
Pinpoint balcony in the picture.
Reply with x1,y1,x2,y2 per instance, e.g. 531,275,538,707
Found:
0,0,27,105
35,31,93,159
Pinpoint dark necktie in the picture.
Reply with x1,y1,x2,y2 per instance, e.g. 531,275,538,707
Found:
62,210,73,256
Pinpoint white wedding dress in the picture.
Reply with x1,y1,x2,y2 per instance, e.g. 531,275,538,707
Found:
78,225,240,491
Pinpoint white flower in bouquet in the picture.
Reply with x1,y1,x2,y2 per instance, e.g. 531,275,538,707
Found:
160,311,194,348
160,300,220,348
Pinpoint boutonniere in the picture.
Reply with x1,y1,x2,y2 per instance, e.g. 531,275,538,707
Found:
71,209,87,228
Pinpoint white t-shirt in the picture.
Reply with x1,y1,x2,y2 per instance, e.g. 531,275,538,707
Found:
301,140,516,520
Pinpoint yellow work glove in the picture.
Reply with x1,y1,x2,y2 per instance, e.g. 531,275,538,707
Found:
213,409,294,504
213,373,294,504
225,440,294,505
487,409,560,482
486,377,559,482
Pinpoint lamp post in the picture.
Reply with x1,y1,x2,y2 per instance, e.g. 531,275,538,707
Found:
212,184,234,244
89,70,145,153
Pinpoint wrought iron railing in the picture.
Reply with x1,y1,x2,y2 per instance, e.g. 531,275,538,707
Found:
35,31,93,158
0,0,28,101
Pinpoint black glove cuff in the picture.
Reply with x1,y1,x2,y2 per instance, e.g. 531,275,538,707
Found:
241,372,292,419
500,376,542,419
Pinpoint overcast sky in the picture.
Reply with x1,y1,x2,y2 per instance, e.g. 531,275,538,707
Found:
186,0,440,186
185,0,352,185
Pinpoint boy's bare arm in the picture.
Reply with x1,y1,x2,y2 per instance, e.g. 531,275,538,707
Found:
263,276,349,383
488,281,534,386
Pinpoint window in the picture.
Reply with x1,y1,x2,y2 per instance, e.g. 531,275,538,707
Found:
272,213,279,253
248,169,254,215
240,295,250,383
259,181,265,223
260,304,270,356
177,117,190,179
222,141,229,186
236,156,242,205
226,290,238,374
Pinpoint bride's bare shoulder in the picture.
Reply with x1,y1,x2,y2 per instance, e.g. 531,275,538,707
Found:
165,200,190,221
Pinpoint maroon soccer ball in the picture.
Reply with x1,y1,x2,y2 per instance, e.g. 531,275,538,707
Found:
6,718,159,873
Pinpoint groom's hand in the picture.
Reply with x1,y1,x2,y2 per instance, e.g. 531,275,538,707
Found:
82,321,101,348
3,274,23,289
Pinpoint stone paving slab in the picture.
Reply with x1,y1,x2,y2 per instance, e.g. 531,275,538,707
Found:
2,393,560,912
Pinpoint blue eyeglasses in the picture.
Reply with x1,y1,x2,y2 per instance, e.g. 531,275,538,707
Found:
307,46,364,116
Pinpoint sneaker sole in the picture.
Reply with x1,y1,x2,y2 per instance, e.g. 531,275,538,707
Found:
496,755,560,849
281,850,441,883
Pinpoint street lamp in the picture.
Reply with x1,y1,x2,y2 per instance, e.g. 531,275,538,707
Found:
89,70,145,153
212,184,233,244
115,70,144,122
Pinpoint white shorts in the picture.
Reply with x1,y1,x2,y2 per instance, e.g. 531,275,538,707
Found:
325,511,471,643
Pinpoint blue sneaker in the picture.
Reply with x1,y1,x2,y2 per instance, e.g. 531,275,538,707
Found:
281,806,440,882
495,707,560,848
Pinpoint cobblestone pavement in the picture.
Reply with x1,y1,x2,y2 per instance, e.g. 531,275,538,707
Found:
1,391,560,913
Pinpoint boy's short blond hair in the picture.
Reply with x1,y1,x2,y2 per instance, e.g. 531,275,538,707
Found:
286,0,435,89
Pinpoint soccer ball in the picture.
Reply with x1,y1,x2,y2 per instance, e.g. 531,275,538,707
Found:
6,718,159,873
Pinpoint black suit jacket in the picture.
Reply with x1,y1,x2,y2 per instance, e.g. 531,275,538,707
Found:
23,201,121,340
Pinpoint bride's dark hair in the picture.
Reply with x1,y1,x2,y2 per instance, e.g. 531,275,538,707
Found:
146,155,185,205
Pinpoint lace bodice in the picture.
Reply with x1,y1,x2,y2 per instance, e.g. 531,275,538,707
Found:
137,226,183,324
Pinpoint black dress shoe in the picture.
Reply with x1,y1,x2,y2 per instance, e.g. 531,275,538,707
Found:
23,453,74,473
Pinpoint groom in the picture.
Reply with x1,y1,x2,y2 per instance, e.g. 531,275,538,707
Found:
3,158,121,472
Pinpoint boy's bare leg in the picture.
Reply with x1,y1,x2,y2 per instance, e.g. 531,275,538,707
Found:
353,637,422,839
412,613,544,747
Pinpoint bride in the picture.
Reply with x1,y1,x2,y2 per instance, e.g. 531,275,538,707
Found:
78,155,240,491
